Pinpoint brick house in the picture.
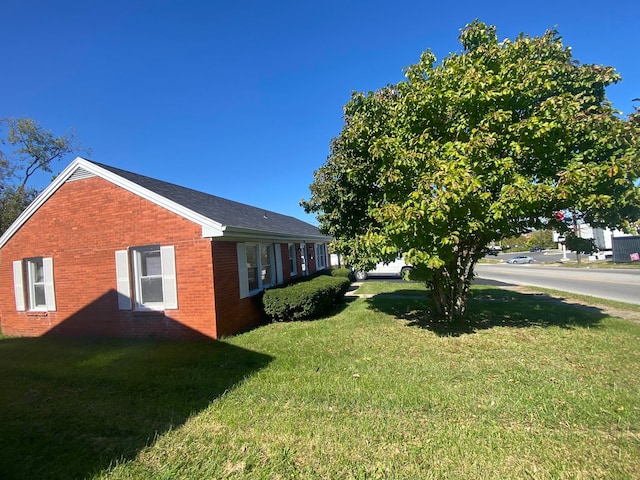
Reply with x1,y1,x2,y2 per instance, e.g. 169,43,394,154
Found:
0,158,332,339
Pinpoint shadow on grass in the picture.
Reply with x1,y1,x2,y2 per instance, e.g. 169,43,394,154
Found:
366,286,607,337
0,337,272,480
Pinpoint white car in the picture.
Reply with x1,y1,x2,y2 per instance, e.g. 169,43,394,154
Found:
506,255,534,264
354,257,413,280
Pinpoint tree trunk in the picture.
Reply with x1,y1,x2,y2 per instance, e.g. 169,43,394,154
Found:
428,254,477,321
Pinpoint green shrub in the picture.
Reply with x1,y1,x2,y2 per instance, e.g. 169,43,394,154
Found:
262,276,350,322
330,267,355,282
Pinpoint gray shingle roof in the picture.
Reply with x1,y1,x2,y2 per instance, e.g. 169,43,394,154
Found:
92,161,324,238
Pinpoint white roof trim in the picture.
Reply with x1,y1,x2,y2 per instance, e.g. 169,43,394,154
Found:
0,160,77,248
0,157,225,248
77,159,226,234
215,225,332,243
0,157,330,248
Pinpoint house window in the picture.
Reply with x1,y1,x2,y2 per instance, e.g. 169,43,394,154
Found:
12,257,56,312
315,243,328,269
300,243,307,275
133,247,164,306
261,245,273,288
27,258,47,309
115,246,178,311
288,243,297,275
237,243,276,298
246,244,259,292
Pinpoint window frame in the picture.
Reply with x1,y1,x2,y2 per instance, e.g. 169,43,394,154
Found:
288,243,298,275
13,257,56,312
238,242,276,297
315,243,328,270
132,245,165,310
245,243,260,294
26,257,47,310
260,244,274,289
116,245,178,311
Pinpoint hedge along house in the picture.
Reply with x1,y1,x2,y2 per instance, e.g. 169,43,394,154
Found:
0,157,332,339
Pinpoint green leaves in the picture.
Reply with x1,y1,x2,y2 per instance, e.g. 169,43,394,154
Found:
1,117,86,235
303,20,640,321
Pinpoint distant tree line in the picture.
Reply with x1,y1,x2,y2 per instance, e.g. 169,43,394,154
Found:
502,230,556,251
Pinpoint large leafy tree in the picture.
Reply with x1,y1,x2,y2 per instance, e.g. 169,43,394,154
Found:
0,117,85,234
303,21,640,321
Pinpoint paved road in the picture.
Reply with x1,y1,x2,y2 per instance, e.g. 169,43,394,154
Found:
475,264,640,305
488,250,568,263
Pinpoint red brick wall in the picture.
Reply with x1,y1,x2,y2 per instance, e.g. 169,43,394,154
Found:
308,242,331,272
306,243,317,274
0,176,218,340
211,241,264,337
280,242,302,283
280,243,291,283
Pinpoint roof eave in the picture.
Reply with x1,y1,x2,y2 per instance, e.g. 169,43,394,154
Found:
84,160,226,234
213,225,332,243
0,157,331,248
0,157,226,248
0,158,82,248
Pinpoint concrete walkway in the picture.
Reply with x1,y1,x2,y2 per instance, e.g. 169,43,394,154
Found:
345,282,373,297
345,282,426,300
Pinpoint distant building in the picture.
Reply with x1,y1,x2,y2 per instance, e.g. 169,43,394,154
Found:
554,226,632,252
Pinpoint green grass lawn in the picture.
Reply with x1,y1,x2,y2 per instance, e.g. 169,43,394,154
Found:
352,280,427,296
1,284,639,479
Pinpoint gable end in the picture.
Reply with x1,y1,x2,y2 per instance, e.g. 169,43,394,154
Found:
66,167,96,182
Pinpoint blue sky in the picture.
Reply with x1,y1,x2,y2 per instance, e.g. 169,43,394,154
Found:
2,0,638,225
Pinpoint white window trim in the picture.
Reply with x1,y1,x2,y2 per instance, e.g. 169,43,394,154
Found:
27,258,46,311
12,257,56,312
288,243,298,275
252,243,275,292
245,243,260,295
132,246,164,310
315,243,328,270
275,243,284,284
300,242,308,275
115,246,178,311
237,242,278,298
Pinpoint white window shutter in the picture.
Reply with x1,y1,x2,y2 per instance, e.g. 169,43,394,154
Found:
274,243,283,284
43,257,56,311
160,246,178,310
237,243,249,298
115,250,132,310
13,260,26,311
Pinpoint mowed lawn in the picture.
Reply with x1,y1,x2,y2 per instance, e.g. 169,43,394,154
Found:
1,283,639,479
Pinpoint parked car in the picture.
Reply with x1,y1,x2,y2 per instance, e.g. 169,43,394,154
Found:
486,248,500,256
354,257,413,280
506,255,534,264
529,246,543,252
